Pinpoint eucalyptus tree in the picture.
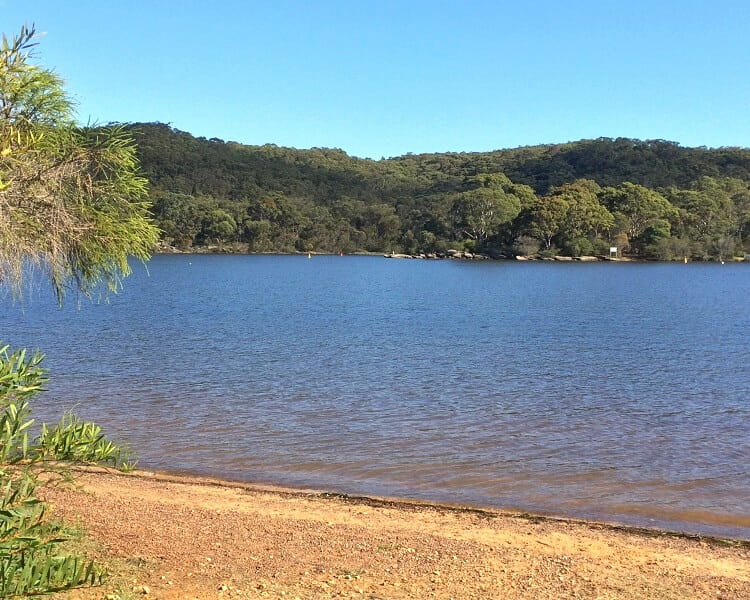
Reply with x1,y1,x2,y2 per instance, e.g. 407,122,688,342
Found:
600,182,678,241
526,194,569,251
452,173,528,249
555,180,614,240
665,177,735,252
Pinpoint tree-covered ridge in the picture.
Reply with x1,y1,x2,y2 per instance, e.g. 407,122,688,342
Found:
130,123,750,259
401,138,750,192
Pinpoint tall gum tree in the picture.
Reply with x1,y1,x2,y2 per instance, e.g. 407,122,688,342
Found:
452,173,527,248
554,179,614,240
665,177,734,244
600,182,678,242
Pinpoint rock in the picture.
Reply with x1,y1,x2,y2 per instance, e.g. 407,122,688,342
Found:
554,256,573,261
515,256,530,261
446,249,461,256
576,255,599,262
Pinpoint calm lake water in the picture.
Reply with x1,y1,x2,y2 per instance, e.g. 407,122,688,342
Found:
2,255,749,539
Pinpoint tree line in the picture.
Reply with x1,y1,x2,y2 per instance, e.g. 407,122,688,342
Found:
130,123,750,260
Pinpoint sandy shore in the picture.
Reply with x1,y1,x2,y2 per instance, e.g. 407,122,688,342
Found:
44,469,749,600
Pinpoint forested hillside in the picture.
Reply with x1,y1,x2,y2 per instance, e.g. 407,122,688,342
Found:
130,123,750,259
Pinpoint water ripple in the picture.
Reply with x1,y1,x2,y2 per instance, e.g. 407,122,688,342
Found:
1,256,749,539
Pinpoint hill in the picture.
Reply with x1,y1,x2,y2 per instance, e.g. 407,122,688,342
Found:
128,123,750,259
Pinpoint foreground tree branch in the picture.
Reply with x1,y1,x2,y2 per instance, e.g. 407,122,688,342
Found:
0,25,159,302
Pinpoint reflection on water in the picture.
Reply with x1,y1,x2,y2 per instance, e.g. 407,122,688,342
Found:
1,255,749,539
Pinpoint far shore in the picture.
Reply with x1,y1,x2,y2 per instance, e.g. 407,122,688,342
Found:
46,468,750,599
154,244,749,264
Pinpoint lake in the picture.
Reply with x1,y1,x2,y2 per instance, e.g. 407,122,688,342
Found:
1,255,749,539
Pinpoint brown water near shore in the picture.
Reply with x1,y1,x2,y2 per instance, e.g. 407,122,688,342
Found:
46,470,750,600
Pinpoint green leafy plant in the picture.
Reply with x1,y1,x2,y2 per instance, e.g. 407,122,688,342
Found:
0,344,133,597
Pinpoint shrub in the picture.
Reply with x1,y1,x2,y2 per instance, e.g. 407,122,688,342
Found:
563,236,594,257
512,235,540,257
0,344,132,597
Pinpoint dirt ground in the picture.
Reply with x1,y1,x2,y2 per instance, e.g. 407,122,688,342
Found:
43,470,749,600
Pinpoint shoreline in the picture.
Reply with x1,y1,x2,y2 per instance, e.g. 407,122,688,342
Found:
46,468,750,599
153,246,749,263
75,466,750,547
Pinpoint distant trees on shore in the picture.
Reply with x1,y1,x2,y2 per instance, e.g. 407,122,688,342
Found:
131,123,750,260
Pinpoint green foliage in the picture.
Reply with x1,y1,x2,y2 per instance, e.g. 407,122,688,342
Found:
601,182,678,245
202,209,237,244
0,475,104,598
650,236,694,261
0,344,132,597
512,235,540,257
554,180,613,240
0,25,159,302
129,122,750,260
38,415,134,467
638,219,672,253
452,174,524,247
563,236,594,257
525,194,569,250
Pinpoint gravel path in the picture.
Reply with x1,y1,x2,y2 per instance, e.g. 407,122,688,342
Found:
44,470,750,600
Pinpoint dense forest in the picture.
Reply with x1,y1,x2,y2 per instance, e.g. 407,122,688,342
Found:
129,123,750,260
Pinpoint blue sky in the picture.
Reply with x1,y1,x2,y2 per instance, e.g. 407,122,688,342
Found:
3,0,750,158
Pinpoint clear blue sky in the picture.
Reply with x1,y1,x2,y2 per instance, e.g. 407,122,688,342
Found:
3,0,749,158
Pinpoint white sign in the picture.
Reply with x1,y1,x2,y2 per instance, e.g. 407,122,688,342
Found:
609,247,618,253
